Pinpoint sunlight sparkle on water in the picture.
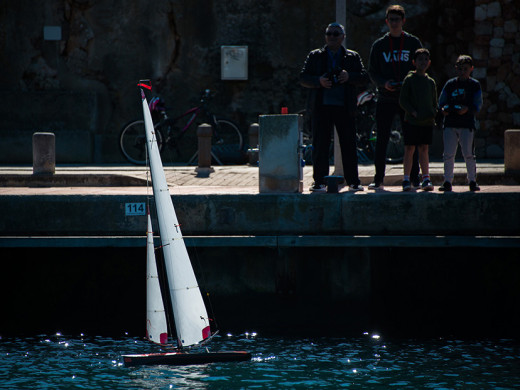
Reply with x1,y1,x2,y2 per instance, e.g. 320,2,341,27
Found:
2,334,520,389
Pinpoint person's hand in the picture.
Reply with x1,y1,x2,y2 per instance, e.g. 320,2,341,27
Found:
385,80,397,91
320,75,332,88
338,70,349,84
458,105,469,115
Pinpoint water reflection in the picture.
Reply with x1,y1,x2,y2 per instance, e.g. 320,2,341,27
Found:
0,332,519,389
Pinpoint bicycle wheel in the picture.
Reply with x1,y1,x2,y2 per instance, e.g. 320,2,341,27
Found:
211,118,245,164
119,120,164,165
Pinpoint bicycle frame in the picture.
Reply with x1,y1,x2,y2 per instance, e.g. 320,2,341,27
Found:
162,100,217,141
174,106,203,135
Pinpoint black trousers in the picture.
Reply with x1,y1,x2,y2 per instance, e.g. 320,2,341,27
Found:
374,98,419,183
312,105,360,186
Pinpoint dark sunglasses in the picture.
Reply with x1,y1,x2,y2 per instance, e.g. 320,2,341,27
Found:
325,31,342,37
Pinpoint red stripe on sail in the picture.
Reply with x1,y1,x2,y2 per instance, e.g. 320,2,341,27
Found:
202,326,211,340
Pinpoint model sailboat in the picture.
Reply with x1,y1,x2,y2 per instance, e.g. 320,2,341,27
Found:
123,81,250,366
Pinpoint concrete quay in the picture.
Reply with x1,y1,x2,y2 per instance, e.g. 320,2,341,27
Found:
1,161,520,338
0,161,519,248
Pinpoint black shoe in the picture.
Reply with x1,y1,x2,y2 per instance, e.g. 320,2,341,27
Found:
469,181,480,192
439,181,452,192
421,179,434,191
402,180,411,191
310,183,326,192
349,184,364,192
412,175,421,188
368,181,383,190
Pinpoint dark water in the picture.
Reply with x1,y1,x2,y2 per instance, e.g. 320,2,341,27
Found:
2,332,519,389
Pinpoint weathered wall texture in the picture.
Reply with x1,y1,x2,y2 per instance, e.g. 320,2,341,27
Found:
0,0,518,163
473,0,520,157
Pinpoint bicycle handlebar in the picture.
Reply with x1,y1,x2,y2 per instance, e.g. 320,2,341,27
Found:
200,89,215,103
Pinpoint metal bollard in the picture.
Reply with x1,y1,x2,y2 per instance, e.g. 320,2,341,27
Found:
504,129,520,174
33,132,55,175
195,123,214,174
247,123,259,165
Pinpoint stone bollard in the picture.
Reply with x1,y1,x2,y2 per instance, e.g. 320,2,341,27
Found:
504,129,520,174
195,123,214,174
33,132,55,175
247,123,259,165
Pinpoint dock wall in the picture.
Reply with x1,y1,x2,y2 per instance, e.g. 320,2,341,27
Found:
1,192,519,237
1,192,519,338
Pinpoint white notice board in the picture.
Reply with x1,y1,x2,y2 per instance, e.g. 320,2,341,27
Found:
221,46,248,80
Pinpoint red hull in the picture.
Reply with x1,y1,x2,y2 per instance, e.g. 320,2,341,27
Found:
123,351,251,367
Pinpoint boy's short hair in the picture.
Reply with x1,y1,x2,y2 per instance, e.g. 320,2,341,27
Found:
414,48,430,61
456,55,473,67
386,5,405,19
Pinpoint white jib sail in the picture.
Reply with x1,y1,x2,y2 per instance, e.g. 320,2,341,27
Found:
146,211,168,345
141,90,211,348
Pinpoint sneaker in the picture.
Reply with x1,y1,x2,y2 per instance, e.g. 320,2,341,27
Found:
368,181,383,190
310,183,326,192
438,181,452,192
421,179,434,191
469,181,480,192
412,175,422,188
349,184,364,192
402,180,411,191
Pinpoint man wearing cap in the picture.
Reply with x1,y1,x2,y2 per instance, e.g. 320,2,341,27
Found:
300,23,369,192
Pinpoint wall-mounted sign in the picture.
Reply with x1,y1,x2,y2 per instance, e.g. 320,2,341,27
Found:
221,46,248,80
125,203,146,216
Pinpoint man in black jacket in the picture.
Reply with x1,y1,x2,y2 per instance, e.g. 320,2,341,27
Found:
300,22,369,192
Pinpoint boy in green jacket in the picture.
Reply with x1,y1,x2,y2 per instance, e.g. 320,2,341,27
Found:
399,48,438,191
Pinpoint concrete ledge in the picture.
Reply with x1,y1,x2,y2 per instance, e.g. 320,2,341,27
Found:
1,235,518,248
0,192,519,236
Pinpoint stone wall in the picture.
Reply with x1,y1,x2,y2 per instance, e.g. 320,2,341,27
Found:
473,0,520,158
0,0,516,163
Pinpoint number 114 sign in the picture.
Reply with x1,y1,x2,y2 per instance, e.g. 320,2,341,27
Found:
125,203,146,216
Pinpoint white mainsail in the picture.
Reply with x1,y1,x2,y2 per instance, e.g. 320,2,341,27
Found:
146,211,168,345
141,89,211,348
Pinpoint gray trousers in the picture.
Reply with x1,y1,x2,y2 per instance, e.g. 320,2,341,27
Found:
443,127,477,182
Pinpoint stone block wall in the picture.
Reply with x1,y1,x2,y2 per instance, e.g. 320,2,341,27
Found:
473,0,520,158
1,0,518,163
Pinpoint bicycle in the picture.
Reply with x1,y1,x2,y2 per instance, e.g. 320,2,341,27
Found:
119,89,244,165
355,90,404,164
299,89,404,165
